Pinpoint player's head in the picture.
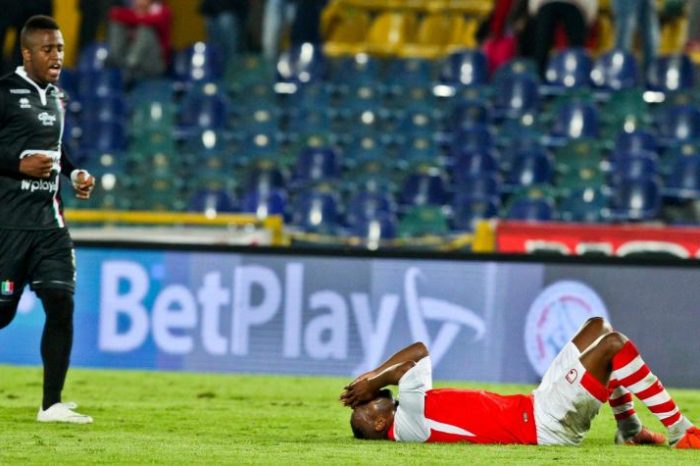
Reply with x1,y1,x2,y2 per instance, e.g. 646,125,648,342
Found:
349,389,396,440
132,0,154,12
20,15,63,85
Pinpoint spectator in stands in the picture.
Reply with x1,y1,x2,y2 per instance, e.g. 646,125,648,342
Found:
78,0,120,56
529,0,598,77
262,0,296,60
477,0,533,72
0,0,52,74
107,0,173,81
290,0,327,47
199,0,249,66
612,0,659,71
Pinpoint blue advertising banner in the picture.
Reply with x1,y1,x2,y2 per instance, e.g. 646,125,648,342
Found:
2,248,699,387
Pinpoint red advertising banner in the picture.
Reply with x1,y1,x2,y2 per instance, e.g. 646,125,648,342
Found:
496,221,700,258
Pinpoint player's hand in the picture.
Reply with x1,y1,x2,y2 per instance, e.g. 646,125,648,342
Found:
340,378,378,408
19,154,54,178
72,171,95,200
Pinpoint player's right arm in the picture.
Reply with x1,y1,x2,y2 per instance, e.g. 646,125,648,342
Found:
0,89,19,173
340,342,429,407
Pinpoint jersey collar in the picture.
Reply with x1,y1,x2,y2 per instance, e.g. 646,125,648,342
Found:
15,66,56,106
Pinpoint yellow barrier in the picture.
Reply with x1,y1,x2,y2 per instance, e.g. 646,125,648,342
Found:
64,209,285,246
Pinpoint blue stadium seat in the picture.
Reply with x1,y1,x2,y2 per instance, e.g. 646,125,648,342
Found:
179,87,230,131
399,166,450,207
451,194,500,231
57,68,79,101
448,99,493,132
453,172,501,198
346,191,397,227
655,104,700,146
173,42,225,83
663,155,700,200
544,47,593,91
609,176,662,221
80,121,127,152
558,187,610,223
451,149,500,180
241,187,288,219
505,147,554,190
439,49,489,88
78,67,124,99
492,73,540,120
450,124,495,154
244,159,288,192
613,129,658,156
187,188,237,214
550,101,600,142
349,213,399,244
646,54,695,93
277,42,326,85
81,95,127,123
505,196,555,222
292,147,342,186
78,42,109,72
610,154,658,183
291,186,342,234
590,49,640,91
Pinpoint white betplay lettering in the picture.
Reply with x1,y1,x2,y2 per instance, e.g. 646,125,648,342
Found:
152,285,197,354
198,272,229,355
231,265,281,356
99,261,150,351
305,290,348,359
350,293,400,375
97,260,479,366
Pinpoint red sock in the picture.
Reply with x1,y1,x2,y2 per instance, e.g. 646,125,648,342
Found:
609,386,636,421
610,340,683,428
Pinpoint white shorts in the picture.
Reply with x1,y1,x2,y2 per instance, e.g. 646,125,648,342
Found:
532,342,608,445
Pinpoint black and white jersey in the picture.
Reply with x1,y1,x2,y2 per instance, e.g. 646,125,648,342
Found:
0,67,76,230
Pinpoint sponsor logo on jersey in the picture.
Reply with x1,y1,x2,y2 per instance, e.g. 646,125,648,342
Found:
10,89,30,94
21,178,58,193
19,97,31,108
37,112,56,126
524,281,610,377
1,280,14,296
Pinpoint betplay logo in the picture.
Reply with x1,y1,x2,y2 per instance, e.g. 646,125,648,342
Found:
98,261,486,374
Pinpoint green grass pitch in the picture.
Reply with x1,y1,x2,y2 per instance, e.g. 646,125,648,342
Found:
1,365,699,465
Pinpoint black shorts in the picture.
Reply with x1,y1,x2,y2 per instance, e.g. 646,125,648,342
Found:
0,228,75,302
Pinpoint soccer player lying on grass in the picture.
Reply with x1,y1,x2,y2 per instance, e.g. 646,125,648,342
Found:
340,317,700,448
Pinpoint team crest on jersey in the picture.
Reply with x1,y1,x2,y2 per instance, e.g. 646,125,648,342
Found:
1,280,14,296
19,97,31,108
566,368,578,384
37,112,56,126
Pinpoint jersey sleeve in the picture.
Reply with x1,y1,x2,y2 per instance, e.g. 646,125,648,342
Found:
60,145,77,177
392,356,433,442
0,89,20,173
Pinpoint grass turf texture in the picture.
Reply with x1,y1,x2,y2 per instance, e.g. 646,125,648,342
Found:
0,365,699,465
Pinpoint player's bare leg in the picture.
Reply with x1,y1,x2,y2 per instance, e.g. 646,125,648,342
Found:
580,330,696,448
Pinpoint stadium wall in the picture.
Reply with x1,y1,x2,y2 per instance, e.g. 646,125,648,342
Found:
2,244,699,388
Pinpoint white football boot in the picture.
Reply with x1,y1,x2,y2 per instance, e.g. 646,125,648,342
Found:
37,402,93,424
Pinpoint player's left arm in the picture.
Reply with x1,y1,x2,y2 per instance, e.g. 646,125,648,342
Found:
60,146,95,200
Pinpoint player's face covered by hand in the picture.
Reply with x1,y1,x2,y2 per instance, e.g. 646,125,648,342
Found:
350,390,396,440
23,30,64,85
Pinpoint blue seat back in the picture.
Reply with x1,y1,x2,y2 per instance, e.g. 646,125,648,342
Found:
591,49,640,91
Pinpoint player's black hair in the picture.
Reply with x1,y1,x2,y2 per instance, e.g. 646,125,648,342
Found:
20,15,60,48
349,389,395,440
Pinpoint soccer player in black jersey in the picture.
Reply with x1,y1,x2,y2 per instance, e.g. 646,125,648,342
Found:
0,15,94,423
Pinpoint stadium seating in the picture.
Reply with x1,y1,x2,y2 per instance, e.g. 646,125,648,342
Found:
291,185,342,234
173,42,225,84
451,195,500,231
277,42,327,85
188,188,237,214
241,187,288,219
646,53,695,93
591,49,640,91
439,49,489,88
544,47,593,92
609,176,662,221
